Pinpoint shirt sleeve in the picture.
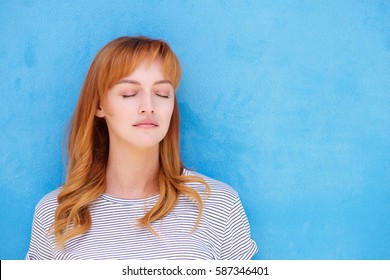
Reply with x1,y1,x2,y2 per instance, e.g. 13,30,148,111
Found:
25,210,55,260
220,195,258,259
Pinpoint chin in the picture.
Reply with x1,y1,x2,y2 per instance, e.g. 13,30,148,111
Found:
130,140,161,150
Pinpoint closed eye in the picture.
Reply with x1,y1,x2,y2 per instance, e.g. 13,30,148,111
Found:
155,92,169,98
122,92,138,98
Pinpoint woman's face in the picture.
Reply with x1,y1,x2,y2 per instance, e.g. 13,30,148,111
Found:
96,59,175,151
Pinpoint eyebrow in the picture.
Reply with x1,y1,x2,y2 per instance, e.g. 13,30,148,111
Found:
116,79,173,86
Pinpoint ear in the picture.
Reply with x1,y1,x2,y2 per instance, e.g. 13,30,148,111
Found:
96,104,105,118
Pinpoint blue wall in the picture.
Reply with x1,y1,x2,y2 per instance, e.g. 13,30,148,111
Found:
1,1,389,260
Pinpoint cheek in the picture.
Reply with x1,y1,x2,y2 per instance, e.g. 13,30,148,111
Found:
165,102,175,122
109,99,136,116
156,97,174,116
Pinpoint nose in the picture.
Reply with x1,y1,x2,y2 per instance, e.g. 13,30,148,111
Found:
138,94,155,114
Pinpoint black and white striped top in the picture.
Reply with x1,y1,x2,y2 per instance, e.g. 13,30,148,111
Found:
26,170,258,260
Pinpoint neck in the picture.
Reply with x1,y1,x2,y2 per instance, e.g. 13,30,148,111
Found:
105,144,160,199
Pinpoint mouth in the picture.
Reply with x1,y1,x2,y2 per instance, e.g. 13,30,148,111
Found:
132,120,158,128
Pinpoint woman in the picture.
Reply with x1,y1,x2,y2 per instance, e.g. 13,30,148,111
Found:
26,36,258,259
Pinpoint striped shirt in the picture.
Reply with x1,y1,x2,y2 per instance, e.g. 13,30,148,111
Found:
26,170,258,260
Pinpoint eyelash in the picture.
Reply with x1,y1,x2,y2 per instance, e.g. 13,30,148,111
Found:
155,93,169,98
121,92,170,98
122,92,138,98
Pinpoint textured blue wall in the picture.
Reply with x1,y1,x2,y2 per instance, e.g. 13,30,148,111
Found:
1,1,389,260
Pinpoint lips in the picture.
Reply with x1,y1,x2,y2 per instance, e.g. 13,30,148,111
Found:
132,119,158,128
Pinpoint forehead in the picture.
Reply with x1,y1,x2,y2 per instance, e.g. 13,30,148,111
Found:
126,59,164,77
115,59,173,87
104,51,179,91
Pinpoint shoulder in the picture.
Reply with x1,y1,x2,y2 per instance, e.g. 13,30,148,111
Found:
183,169,239,205
33,188,60,222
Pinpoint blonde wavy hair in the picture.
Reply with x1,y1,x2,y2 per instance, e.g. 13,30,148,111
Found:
53,36,209,248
